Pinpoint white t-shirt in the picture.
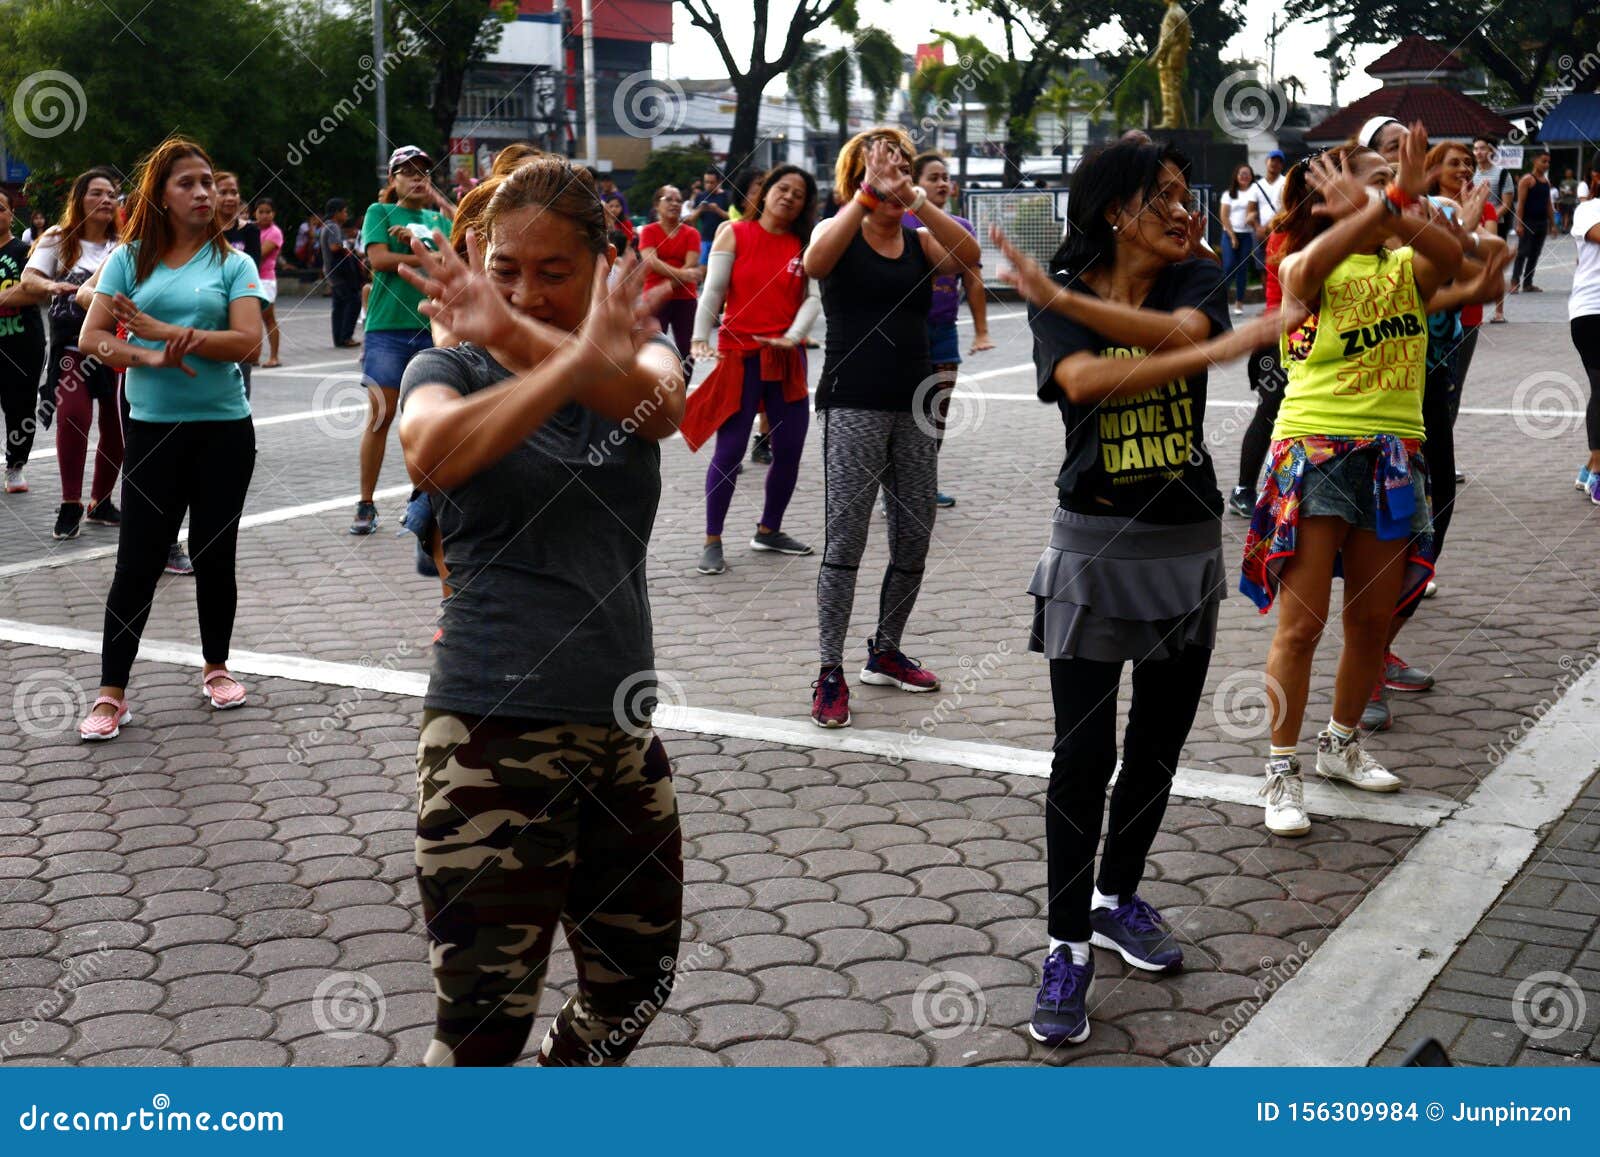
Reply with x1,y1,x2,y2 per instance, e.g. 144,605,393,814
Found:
24,230,117,281
1219,189,1252,233
1246,175,1286,226
1569,199,1600,319
1580,181,1591,200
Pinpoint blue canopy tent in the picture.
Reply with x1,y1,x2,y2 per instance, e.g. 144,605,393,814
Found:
1535,93,1600,176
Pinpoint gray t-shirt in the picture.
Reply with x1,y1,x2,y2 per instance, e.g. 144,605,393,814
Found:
398,340,670,723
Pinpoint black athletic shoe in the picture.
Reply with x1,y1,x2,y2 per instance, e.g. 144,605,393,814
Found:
1029,947,1092,1045
1089,895,1183,971
52,502,83,540
85,497,121,526
1228,486,1255,518
750,433,773,465
349,501,379,536
165,544,195,576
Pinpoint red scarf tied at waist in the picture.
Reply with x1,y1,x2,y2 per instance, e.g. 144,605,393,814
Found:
678,342,807,453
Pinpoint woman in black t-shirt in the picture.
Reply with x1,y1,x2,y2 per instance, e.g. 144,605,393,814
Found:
801,128,982,728
999,140,1285,1050
0,189,47,491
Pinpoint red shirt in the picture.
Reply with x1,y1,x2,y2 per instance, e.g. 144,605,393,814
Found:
1264,232,1286,310
719,219,806,353
1461,201,1497,328
639,221,698,300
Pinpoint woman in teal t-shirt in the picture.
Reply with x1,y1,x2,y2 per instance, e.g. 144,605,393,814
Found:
76,136,266,741
350,144,453,536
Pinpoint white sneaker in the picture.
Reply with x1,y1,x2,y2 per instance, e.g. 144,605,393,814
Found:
1315,730,1402,792
1260,757,1310,837
1233,303,1244,316
4,466,25,493
1422,581,1438,598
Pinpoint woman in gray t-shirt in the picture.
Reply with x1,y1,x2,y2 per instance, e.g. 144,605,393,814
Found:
395,158,685,1066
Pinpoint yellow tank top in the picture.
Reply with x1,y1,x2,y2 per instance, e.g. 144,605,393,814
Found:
1273,247,1427,441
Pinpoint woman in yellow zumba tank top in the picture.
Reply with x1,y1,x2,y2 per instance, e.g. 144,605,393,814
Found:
1239,126,1468,837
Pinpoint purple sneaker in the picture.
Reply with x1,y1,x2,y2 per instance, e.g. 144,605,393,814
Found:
1089,895,1183,972
859,637,940,692
1028,947,1093,1045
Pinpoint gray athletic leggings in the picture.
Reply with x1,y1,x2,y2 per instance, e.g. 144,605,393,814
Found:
817,407,938,666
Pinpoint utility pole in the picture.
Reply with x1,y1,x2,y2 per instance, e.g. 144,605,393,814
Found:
373,0,388,181
1267,14,1286,89
551,0,568,154
581,0,598,168
1328,15,1340,106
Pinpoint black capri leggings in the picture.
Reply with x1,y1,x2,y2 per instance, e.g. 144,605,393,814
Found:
100,417,255,687
1237,343,1286,491
1571,315,1600,452
1045,645,1212,943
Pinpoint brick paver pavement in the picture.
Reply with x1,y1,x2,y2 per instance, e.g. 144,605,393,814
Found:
1,242,1597,1066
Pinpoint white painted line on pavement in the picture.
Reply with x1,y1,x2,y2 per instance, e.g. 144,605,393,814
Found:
0,617,1460,829
1212,657,1600,1067
254,357,362,377
0,485,412,580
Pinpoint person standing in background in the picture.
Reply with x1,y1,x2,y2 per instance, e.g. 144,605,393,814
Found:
0,189,47,495
687,168,731,265
1218,164,1255,316
214,173,260,397
321,198,361,347
1245,150,1287,246
254,199,283,367
1511,150,1552,293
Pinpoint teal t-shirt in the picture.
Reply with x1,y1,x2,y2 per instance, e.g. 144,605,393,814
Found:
97,243,265,423
361,202,450,332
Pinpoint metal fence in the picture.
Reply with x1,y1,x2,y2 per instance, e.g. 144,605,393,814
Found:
964,184,1216,288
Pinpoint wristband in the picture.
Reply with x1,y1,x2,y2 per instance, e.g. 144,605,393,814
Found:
855,186,881,212
1385,183,1417,211
906,186,928,215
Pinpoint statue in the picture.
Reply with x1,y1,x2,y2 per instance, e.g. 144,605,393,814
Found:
1152,0,1191,130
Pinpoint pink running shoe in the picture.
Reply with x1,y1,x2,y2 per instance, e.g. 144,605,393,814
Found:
79,695,131,742
201,669,247,709
859,637,940,692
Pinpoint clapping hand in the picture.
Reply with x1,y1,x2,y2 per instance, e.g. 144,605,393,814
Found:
397,229,526,351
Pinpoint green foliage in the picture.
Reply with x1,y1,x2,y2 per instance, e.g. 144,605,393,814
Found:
789,21,903,145
626,144,714,215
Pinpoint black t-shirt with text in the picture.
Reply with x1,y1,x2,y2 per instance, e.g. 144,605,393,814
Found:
1029,258,1229,525
0,238,46,351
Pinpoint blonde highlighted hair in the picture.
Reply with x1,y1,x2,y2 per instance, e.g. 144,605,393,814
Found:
833,127,917,201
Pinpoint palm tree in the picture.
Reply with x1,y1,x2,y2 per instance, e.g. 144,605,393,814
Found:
788,10,903,154
1038,68,1108,176
908,30,1012,185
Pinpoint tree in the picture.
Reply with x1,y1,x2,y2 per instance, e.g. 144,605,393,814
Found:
676,0,848,167
909,30,1014,185
788,12,903,150
626,143,714,216
390,0,515,156
1038,68,1108,173
1282,1,1600,107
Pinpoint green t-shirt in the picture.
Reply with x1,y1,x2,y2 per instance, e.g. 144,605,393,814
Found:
361,202,450,332
97,242,264,423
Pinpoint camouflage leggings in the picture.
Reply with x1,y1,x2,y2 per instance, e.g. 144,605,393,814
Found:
415,710,683,1066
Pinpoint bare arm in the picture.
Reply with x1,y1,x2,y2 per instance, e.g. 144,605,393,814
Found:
913,198,982,275
367,244,424,274
803,206,863,280
962,266,992,349
1049,312,1287,405
82,293,262,367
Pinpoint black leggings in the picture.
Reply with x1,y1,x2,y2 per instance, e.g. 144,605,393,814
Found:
1237,343,1285,491
1571,315,1600,451
1396,363,1456,621
1,331,45,468
101,417,256,687
1511,226,1547,289
1045,645,1212,942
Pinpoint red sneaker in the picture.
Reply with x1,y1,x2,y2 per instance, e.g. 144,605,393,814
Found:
811,666,851,728
859,637,940,692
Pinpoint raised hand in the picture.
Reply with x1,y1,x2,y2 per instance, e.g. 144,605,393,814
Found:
990,224,1065,311
397,229,530,351
1306,154,1374,221
1395,120,1432,200
574,251,650,383
1458,181,1490,233
862,138,915,207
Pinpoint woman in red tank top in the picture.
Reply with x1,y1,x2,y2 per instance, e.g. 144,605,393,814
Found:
683,164,821,576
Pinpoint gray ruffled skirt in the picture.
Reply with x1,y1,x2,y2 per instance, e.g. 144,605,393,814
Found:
1028,508,1225,663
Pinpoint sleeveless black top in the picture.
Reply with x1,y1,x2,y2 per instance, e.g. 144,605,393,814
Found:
817,224,933,411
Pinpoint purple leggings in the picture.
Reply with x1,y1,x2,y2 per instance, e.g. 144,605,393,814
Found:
705,353,809,537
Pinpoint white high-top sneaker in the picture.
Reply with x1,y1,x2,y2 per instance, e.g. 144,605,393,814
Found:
1315,729,1402,792
1261,756,1311,837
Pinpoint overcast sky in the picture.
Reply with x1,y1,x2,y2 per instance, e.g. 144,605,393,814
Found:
654,1,1389,109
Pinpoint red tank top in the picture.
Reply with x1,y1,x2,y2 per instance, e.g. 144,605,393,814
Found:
720,219,806,353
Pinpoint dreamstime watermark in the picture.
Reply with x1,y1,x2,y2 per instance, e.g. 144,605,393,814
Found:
912,48,1006,144
1211,72,1289,142
0,946,112,1059
584,940,719,1065
1509,370,1586,441
1211,668,1287,740
1509,39,1600,146
1185,940,1312,1065
888,642,1011,762
285,640,414,767
1485,645,1599,766
585,362,684,466
912,970,987,1039
9,70,87,139
310,371,374,440
911,370,986,443
310,971,386,1038
1511,970,1587,1041
611,669,688,738
12,669,88,738
612,72,688,138
284,32,425,166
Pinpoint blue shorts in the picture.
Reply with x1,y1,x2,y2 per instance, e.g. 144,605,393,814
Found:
1301,446,1430,535
927,321,961,366
362,328,433,392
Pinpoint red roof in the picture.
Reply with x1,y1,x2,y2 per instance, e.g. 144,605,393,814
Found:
1367,36,1466,77
1306,85,1513,144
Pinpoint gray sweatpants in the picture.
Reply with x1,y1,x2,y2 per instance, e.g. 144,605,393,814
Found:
817,407,939,666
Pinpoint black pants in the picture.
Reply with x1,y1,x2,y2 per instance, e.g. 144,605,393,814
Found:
1,332,45,468
1448,325,1479,425
1511,227,1547,289
1571,315,1600,451
1045,645,1212,942
1237,343,1286,491
1397,363,1456,621
101,417,256,687
331,284,361,346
